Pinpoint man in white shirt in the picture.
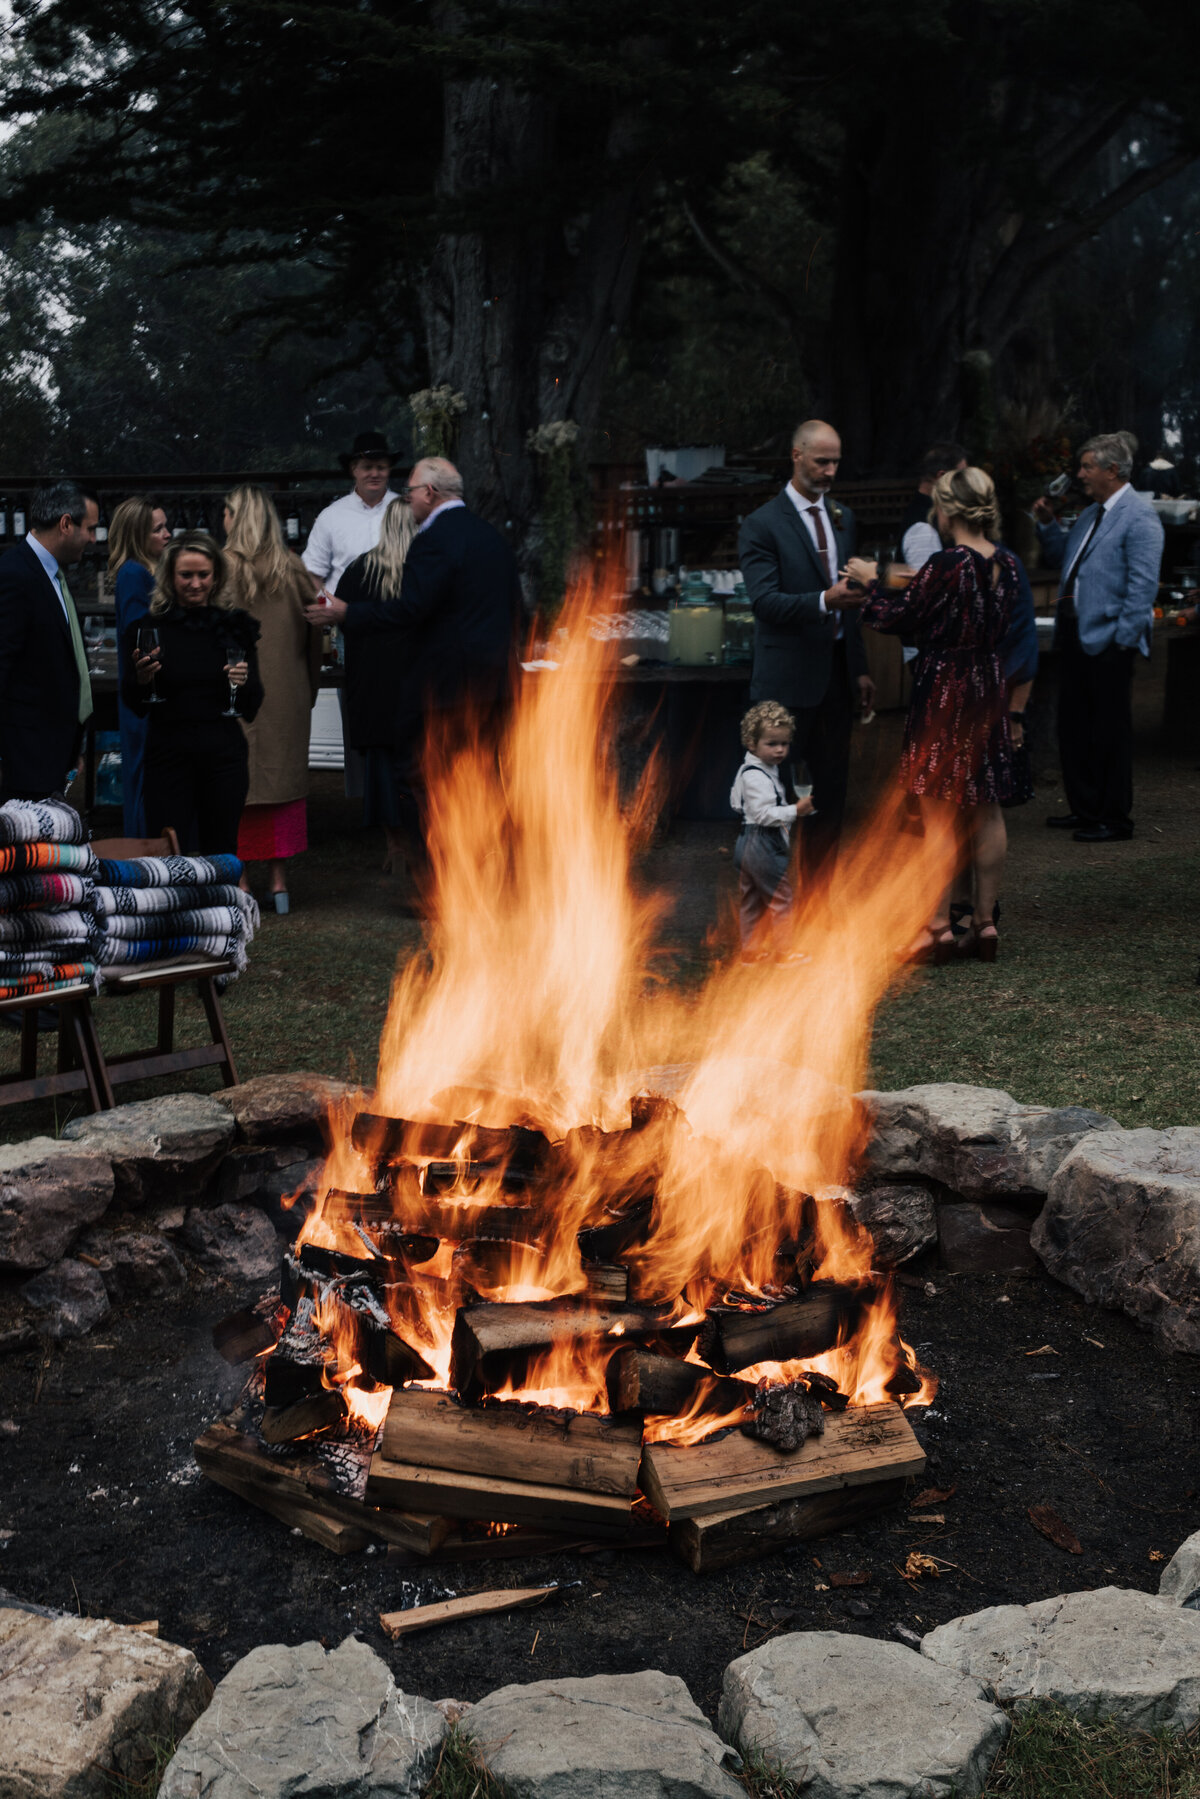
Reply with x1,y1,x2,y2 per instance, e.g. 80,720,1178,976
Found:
301,431,401,594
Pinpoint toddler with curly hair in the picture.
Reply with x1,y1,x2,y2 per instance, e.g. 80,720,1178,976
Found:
730,700,814,962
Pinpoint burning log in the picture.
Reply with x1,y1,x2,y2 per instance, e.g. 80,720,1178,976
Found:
211,1305,281,1366
576,1195,653,1265
451,1239,550,1291
351,1113,552,1175
377,1387,643,1497
260,1390,348,1445
670,1477,910,1573
263,1299,336,1407
743,1381,826,1453
605,1347,751,1419
449,1297,678,1401
583,1263,630,1303
696,1281,871,1376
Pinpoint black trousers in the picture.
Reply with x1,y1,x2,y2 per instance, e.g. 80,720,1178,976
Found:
791,642,854,874
1056,617,1136,830
144,721,249,856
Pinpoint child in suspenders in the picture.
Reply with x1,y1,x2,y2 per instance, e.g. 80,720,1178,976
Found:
730,701,814,963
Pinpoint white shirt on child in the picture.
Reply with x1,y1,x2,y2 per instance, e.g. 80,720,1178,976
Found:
730,753,799,842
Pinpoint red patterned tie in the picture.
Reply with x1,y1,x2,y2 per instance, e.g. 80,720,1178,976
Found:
808,506,833,585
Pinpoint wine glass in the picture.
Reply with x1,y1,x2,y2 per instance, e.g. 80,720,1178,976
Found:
137,624,165,704
83,616,106,675
222,639,243,717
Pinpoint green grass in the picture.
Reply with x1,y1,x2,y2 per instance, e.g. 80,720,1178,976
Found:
422,1725,513,1799
101,1735,179,1799
982,1705,1200,1798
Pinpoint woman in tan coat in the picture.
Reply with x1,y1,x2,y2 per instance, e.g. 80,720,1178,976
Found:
223,485,322,912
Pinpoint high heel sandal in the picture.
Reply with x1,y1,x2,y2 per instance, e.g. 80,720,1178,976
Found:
899,924,957,966
968,902,1000,962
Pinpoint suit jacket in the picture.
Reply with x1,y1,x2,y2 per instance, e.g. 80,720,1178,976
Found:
739,490,868,710
0,540,87,798
339,505,521,728
1037,491,1164,657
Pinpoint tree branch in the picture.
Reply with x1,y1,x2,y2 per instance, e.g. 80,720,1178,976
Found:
681,195,805,356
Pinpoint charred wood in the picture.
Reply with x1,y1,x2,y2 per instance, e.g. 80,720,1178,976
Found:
605,1347,751,1418
212,1305,280,1366
576,1195,653,1264
697,1281,871,1376
262,1298,336,1407
449,1297,677,1401
350,1112,552,1175
743,1381,826,1453
260,1389,348,1444
379,1387,642,1496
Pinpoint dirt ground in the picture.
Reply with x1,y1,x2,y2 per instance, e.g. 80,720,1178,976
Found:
2,1256,1196,1721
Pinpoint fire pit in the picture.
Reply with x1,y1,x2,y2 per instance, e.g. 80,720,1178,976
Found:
195,568,958,1570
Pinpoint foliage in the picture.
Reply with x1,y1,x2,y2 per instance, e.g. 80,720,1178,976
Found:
736,1743,805,1797
100,1734,179,1799
410,387,467,460
422,1725,513,1799
526,419,583,613
982,1704,1200,1797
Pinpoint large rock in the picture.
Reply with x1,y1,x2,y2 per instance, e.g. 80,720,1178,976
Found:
62,1095,235,1208
0,1603,212,1799
468,1670,744,1798
182,1204,281,1284
859,1084,1116,1197
720,1631,1007,1799
845,1183,937,1267
159,1637,443,1799
82,1230,186,1302
215,1144,324,1238
214,1073,353,1146
922,1587,1200,1730
938,1201,1039,1275
1159,1531,1200,1609
21,1259,111,1338
1032,1127,1200,1354
0,1138,114,1274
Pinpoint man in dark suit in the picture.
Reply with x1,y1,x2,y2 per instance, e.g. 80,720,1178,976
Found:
311,456,521,858
738,420,873,871
0,481,99,803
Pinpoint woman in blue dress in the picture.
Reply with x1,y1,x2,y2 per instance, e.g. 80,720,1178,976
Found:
108,497,171,834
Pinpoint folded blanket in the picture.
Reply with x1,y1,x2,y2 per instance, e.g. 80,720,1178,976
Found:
100,908,247,942
0,910,97,945
96,853,242,889
99,933,248,972
92,882,256,921
0,955,55,979
0,939,94,972
0,873,92,911
0,963,98,1000
0,798,89,847
0,843,97,877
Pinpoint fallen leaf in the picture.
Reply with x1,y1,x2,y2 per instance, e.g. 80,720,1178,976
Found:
910,1513,945,1526
1149,1549,1166,1563
829,1571,870,1588
911,1485,956,1507
1025,1344,1060,1356
1028,1505,1082,1554
1084,1337,1105,1349
904,1552,942,1580
129,1620,159,1635
813,1580,830,1592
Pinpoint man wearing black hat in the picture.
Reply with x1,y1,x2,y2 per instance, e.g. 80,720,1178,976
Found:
302,431,401,595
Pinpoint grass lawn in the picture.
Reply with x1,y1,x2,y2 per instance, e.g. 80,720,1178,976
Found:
2,643,1197,1145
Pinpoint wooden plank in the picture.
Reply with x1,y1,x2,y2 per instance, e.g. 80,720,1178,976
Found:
212,1306,281,1366
697,1282,869,1376
261,1390,348,1444
365,1453,635,1534
380,1388,643,1497
206,1465,371,1555
384,1521,668,1566
638,1402,924,1521
379,1585,554,1638
605,1346,750,1418
450,1297,677,1400
195,1420,449,1554
669,1475,909,1572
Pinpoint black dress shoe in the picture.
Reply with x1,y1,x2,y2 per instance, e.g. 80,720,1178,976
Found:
1046,813,1089,829
1072,823,1134,842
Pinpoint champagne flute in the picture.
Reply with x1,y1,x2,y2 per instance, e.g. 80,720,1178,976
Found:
222,638,243,717
137,624,165,704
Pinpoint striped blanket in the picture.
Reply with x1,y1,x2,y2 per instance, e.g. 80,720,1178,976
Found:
0,963,98,1000
101,908,246,941
0,799,89,847
0,938,95,970
0,842,97,877
0,873,92,910
93,883,256,921
96,853,242,889
0,910,97,946
100,934,247,971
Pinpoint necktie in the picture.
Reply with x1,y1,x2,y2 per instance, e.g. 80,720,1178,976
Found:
57,570,94,724
1060,507,1104,615
807,505,834,585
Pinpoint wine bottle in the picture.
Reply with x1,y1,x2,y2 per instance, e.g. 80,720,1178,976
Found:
285,498,301,543
94,498,109,545
12,498,27,537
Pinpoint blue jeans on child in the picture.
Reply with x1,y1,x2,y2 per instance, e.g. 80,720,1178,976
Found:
734,823,793,949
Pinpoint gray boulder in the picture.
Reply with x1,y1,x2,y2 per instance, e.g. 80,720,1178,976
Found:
183,1204,281,1284
0,1137,114,1273
21,1258,111,1338
83,1230,186,1302
1032,1127,1200,1354
922,1587,1200,1729
720,1631,1007,1799
859,1083,1116,1196
1159,1531,1200,1610
0,1603,212,1799
468,1670,744,1798
213,1072,353,1146
63,1094,235,1207
845,1183,937,1267
159,1637,443,1799
938,1201,1038,1275
215,1143,324,1237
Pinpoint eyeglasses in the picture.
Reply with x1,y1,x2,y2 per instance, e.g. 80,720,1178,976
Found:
400,482,433,498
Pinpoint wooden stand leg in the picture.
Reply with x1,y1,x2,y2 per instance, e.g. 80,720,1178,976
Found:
76,1003,114,1110
63,1002,103,1113
197,978,239,1086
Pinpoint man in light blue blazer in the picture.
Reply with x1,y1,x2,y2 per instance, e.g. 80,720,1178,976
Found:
1034,433,1164,841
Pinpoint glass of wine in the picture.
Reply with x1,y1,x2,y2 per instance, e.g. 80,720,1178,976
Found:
137,624,165,704
222,639,243,717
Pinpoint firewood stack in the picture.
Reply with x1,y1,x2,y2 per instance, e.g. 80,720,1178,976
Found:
195,1096,927,1571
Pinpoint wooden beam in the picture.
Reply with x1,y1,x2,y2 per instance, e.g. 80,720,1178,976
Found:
638,1401,924,1521
449,1297,677,1400
670,1475,909,1572
696,1282,869,1376
379,1586,555,1638
379,1388,643,1497
605,1347,751,1418
261,1390,347,1445
365,1454,635,1534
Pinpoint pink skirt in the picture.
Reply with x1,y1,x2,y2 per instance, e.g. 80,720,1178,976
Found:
237,799,308,862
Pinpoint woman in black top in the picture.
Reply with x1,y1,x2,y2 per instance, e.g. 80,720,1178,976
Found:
122,531,264,854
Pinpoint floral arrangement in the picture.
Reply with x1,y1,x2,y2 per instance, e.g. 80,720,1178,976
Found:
408,385,467,457
988,432,1073,504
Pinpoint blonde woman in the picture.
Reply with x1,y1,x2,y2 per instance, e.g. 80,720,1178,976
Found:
222,485,321,913
123,532,262,854
108,495,171,832
846,467,1020,962
332,497,419,872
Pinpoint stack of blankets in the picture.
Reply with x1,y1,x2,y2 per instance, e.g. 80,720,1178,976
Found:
93,852,259,974
0,799,101,1000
